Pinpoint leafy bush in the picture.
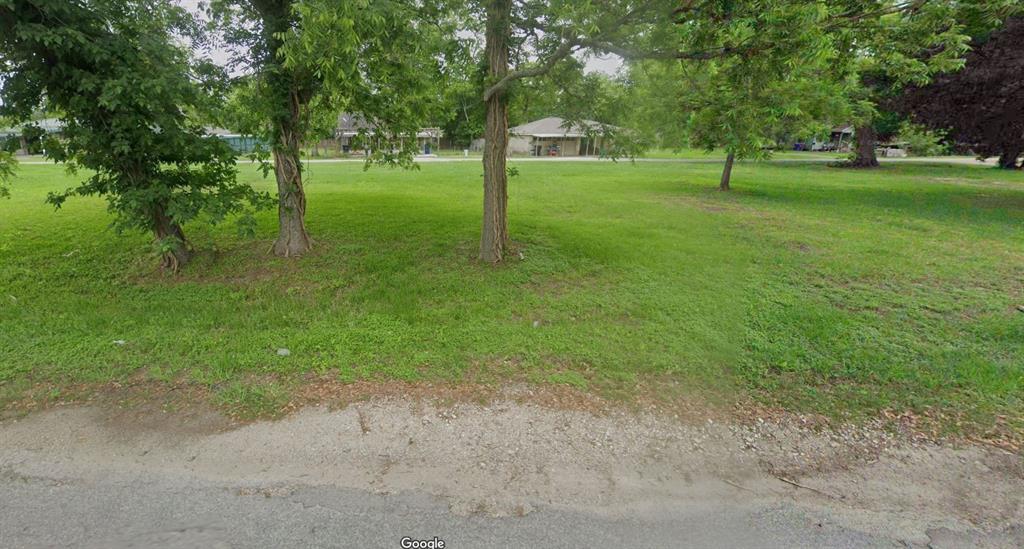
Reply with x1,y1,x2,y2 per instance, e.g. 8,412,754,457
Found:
896,121,950,157
0,150,14,198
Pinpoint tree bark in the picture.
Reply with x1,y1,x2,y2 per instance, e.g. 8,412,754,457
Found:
272,88,312,257
255,0,313,258
480,0,511,263
719,152,735,191
997,148,1021,169
152,207,191,271
850,124,879,168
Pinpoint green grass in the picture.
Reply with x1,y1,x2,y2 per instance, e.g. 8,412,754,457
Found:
1,159,1022,433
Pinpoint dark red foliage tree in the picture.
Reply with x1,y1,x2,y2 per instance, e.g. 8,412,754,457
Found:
902,17,1024,169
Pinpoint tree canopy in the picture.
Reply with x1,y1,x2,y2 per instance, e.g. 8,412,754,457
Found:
902,17,1024,168
670,1,852,188
0,0,267,269
209,0,446,256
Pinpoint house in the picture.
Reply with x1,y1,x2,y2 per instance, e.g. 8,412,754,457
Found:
206,128,265,153
827,125,854,152
793,125,854,152
336,113,442,154
508,117,612,156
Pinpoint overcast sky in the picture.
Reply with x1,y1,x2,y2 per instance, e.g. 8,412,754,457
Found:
174,0,623,75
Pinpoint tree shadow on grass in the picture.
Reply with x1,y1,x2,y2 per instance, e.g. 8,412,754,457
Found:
683,163,1024,232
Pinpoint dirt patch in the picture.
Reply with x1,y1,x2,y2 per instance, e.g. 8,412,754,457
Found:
7,372,1021,452
2,377,235,436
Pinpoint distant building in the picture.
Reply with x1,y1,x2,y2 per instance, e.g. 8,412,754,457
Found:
206,128,265,153
508,117,613,156
794,125,854,152
0,118,64,155
827,125,854,152
336,113,441,154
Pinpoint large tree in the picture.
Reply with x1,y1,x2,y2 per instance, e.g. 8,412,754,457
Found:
209,0,442,257
0,0,266,269
902,17,1024,169
838,1,1019,168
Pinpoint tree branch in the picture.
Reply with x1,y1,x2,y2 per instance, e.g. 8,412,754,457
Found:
482,0,662,101
483,38,578,101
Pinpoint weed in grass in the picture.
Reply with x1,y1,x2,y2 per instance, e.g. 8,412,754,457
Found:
215,381,290,420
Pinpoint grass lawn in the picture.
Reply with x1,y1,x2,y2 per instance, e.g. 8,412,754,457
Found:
640,148,847,161
1,159,1022,434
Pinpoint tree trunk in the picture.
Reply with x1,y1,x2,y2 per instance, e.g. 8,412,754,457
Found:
850,125,879,168
152,207,191,271
272,89,312,257
480,0,511,263
719,152,735,191
997,148,1021,169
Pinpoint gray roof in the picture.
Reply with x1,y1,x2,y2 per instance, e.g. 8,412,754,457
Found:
336,113,440,139
337,113,374,135
509,117,607,138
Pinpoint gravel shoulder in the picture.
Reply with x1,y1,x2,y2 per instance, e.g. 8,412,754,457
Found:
1,394,1022,547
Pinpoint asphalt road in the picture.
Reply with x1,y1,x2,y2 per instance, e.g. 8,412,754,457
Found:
1,469,888,549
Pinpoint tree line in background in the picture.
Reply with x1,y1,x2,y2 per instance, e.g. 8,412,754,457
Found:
1,0,1021,270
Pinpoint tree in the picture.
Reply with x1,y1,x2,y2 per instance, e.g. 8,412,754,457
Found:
652,1,1017,176
0,117,12,198
686,61,848,190
837,1,1019,168
672,1,856,189
0,150,13,198
902,17,1024,169
623,60,690,150
0,0,266,269
475,0,667,262
209,0,443,257
435,25,487,149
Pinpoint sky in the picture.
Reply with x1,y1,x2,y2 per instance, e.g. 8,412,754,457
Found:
174,0,624,75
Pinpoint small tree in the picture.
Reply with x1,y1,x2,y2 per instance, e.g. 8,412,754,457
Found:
210,0,443,257
902,17,1024,169
0,0,267,269
685,62,848,190
0,150,13,198
668,1,852,189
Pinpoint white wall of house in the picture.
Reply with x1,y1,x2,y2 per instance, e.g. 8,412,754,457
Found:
508,136,532,155
481,133,609,156
531,138,581,156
